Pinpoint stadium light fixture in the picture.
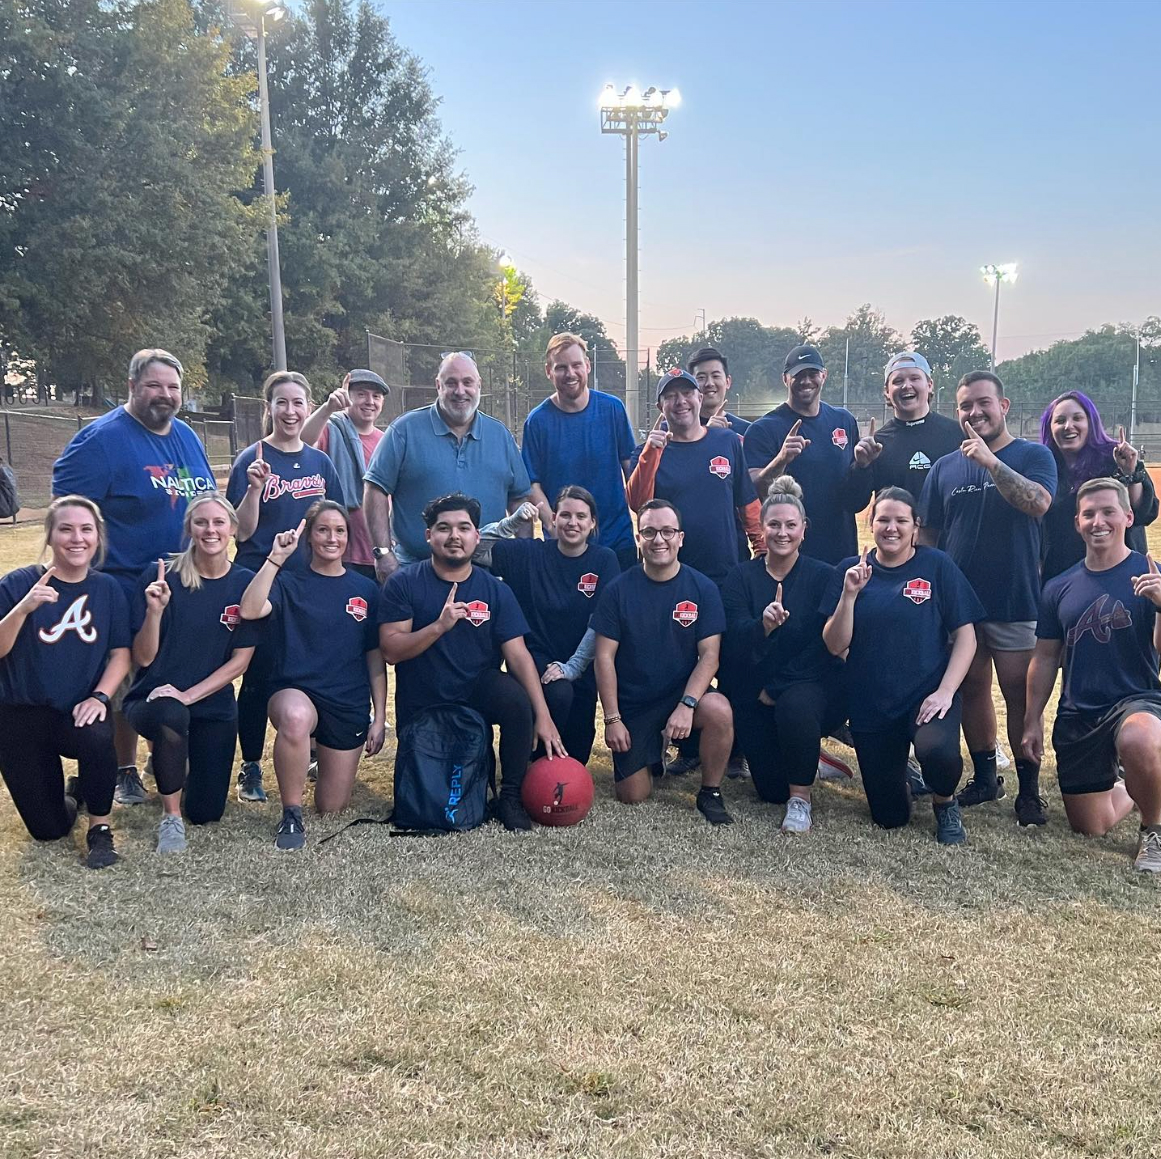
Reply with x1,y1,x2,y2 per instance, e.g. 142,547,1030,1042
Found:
981,262,1018,371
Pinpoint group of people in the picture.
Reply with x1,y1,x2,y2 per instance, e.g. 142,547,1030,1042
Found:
1,335,1159,876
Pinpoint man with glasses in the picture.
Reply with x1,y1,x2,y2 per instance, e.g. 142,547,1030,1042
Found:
363,351,532,581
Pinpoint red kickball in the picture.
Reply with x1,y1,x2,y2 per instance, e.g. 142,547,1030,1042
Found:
521,756,594,827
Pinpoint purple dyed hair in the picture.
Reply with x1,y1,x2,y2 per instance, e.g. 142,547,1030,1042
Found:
1039,390,1117,491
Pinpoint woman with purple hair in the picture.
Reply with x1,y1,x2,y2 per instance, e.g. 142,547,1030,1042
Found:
1040,391,1157,580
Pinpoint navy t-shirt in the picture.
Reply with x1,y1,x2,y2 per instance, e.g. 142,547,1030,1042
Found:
721,555,839,699
591,564,726,718
263,567,381,711
226,442,342,572
744,402,861,564
521,391,636,552
379,561,529,720
490,538,619,671
0,566,130,712
125,563,260,721
1036,551,1161,717
820,546,984,731
919,440,1057,621
629,427,756,584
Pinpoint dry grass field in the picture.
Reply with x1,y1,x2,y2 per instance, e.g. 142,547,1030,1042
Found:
0,521,1159,1158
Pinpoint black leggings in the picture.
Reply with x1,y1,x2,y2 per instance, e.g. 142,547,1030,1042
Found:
539,673,597,765
465,669,534,793
124,698,238,825
733,682,839,804
237,642,274,763
851,697,963,829
0,704,116,839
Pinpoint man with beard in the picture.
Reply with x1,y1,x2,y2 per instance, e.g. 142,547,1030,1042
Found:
363,352,532,581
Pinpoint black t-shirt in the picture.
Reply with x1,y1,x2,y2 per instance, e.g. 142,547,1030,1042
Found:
721,555,839,699
1037,551,1161,717
846,411,964,511
125,563,261,721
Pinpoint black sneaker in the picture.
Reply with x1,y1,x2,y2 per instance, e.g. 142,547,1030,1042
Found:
906,756,932,797
1014,791,1048,827
665,754,701,777
274,807,306,851
696,787,734,826
496,794,532,831
85,824,118,870
957,774,1005,808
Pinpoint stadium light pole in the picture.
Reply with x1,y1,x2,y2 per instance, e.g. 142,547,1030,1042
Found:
599,83,680,428
980,262,1018,372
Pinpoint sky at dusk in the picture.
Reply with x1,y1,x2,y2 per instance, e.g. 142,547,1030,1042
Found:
383,0,1159,363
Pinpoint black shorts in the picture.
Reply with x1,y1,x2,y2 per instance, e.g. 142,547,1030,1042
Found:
612,696,683,782
1052,692,1161,794
270,687,369,752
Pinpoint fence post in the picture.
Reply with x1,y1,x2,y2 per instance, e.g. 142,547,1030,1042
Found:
4,411,10,464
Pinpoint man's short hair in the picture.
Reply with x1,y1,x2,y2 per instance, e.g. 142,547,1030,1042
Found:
688,347,728,377
128,348,183,384
958,370,1004,397
637,497,682,530
422,491,481,529
546,332,588,364
1076,476,1131,514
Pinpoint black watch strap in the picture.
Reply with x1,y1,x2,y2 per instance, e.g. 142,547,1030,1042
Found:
91,691,110,706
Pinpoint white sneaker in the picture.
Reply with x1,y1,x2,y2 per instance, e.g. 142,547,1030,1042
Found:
782,797,813,833
995,743,1011,770
817,750,854,780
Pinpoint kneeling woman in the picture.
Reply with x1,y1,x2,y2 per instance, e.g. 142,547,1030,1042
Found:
822,488,983,843
721,477,841,833
0,496,130,868
123,494,259,853
240,500,386,850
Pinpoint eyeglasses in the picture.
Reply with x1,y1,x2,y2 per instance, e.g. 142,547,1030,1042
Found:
440,350,475,360
639,526,680,541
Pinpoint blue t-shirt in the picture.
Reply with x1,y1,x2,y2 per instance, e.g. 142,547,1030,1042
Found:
629,427,757,584
1036,551,1161,717
263,568,381,712
591,564,726,718
125,562,260,721
820,546,984,731
0,566,131,712
379,561,529,720
490,538,620,672
52,408,217,591
521,391,636,552
743,402,861,564
918,439,1057,621
226,442,342,572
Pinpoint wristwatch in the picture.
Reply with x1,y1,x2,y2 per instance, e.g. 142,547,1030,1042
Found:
372,546,394,560
680,695,699,709
91,691,110,707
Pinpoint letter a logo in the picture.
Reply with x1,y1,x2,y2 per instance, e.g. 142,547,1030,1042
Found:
39,596,98,644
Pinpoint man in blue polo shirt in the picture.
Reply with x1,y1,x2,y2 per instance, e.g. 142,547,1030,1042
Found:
363,352,532,581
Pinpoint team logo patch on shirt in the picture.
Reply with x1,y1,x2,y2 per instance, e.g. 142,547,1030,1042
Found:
466,600,491,627
346,596,368,622
902,578,932,605
708,455,732,479
672,600,699,628
831,428,848,449
220,604,241,631
578,573,599,598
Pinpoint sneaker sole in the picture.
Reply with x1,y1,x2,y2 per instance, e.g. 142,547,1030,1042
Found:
238,788,267,802
115,794,146,806
274,837,305,851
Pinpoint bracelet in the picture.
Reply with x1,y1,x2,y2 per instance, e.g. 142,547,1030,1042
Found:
1115,465,1147,486
604,714,622,726
91,691,110,707
266,558,282,570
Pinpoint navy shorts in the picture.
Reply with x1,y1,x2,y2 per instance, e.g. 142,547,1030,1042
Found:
1052,692,1161,795
612,696,683,782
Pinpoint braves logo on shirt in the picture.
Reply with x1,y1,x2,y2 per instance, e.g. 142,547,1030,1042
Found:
831,428,849,449
262,472,328,503
466,600,491,628
1067,594,1133,646
708,455,732,479
578,573,599,598
902,578,932,605
38,596,98,644
346,596,368,622
672,600,699,628
220,604,241,631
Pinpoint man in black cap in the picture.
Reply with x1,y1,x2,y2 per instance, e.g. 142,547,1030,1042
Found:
744,345,861,565
302,369,390,579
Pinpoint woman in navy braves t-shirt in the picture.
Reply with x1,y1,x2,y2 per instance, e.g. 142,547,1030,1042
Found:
123,494,259,850
240,500,386,851
479,485,620,764
822,488,983,844
0,496,130,869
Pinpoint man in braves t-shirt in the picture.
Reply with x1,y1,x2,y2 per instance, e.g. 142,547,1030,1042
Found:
591,499,735,824
744,344,862,565
379,492,566,831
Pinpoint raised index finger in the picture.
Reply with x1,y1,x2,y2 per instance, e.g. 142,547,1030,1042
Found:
962,417,977,440
861,547,870,568
652,411,665,431
869,417,876,438
775,582,783,605
788,419,803,437
293,518,306,538
1149,552,1158,575
157,558,166,582
1119,425,1127,443
447,581,458,603
35,565,57,586
255,440,264,462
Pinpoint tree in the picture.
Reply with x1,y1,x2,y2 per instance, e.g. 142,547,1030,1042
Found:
818,305,902,407
909,316,991,398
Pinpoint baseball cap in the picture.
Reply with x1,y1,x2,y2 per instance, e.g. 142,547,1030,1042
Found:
656,367,700,401
783,345,825,377
883,351,933,383
347,368,390,395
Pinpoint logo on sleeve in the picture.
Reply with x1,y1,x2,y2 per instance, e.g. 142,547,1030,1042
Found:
346,596,368,622
902,578,932,604
831,428,849,449
578,573,599,598
672,600,699,628
38,596,98,644
220,604,241,631
708,455,732,479
466,600,491,627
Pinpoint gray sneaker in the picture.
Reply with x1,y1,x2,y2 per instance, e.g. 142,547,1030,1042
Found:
275,806,306,851
157,814,187,854
665,754,701,777
1133,826,1161,873
726,754,750,779
237,761,267,802
115,767,147,806
935,799,967,845
781,797,812,833
906,755,932,796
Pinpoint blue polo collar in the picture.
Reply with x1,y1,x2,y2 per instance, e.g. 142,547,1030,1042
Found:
428,403,481,440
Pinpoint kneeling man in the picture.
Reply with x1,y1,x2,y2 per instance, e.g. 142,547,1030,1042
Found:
592,499,734,824
1024,477,1161,871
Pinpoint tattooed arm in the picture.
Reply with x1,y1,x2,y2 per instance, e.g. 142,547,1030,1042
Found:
988,459,1052,517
